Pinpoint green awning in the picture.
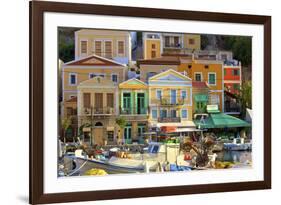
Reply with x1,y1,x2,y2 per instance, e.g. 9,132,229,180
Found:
194,113,251,129
210,113,250,128
194,94,208,102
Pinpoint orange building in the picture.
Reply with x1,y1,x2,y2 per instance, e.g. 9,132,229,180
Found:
178,58,224,112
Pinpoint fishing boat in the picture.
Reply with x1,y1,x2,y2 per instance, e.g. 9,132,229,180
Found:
223,138,252,151
64,142,179,175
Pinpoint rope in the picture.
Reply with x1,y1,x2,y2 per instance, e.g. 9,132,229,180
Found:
67,159,88,176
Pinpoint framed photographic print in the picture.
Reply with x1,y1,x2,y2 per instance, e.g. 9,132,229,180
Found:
29,0,271,204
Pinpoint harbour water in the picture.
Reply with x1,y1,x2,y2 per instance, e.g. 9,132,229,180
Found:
216,150,252,164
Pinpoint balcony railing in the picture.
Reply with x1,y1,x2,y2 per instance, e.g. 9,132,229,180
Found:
83,107,114,115
120,107,148,115
158,117,181,123
163,43,182,48
160,97,185,106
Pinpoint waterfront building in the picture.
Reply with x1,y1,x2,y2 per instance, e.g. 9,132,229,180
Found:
118,78,149,144
148,69,195,131
74,29,131,64
77,76,119,145
178,57,224,112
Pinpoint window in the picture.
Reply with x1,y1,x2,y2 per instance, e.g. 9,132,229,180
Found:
204,65,209,69
171,110,177,118
107,93,114,108
83,93,91,108
107,131,114,142
80,40,87,54
118,41,125,55
181,90,187,99
111,74,118,83
181,109,188,118
174,36,180,46
208,73,216,85
195,73,202,82
69,73,77,85
94,41,102,56
95,93,103,109
160,109,167,118
151,43,156,49
105,41,112,58
188,64,192,69
164,36,170,47
152,109,158,119
156,89,162,100
233,69,240,76
189,38,195,45
151,50,156,58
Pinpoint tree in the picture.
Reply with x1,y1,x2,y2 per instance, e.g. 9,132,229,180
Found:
223,36,252,67
237,81,252,118
61,117,72,143
115,117,127,143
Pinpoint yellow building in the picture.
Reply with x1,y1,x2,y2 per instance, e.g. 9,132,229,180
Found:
178,58,224,112
143,32,201,59
75,29,131,64
138,55,224,113
119,79,149,144
62,54,127,102
77,76,119,145
148,69,194,130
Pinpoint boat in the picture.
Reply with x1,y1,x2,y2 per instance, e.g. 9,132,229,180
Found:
223,138,252,151
64,142,177,175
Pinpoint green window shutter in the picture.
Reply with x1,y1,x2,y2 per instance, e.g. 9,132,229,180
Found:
134,91,138,114
144,91,148,114
130,92,134,114
120,91,124,111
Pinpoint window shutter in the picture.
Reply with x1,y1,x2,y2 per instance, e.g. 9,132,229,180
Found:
118,41,124,55
81,41,87,54
105,41,112,58
107,93,114,108
95,93,103,108
94,41,102,56
83,93,91,108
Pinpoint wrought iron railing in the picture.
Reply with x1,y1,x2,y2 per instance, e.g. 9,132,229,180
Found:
120,107,148,115
158,117,181,123
83,107,114,115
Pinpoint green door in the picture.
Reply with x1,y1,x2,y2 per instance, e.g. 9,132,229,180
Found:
137,93,145,114
124,125,132,144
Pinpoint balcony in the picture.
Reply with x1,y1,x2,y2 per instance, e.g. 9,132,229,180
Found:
120,107,148,115
83,107,114,115
159,97,185,106
158,117,181,123
163,43,182,49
